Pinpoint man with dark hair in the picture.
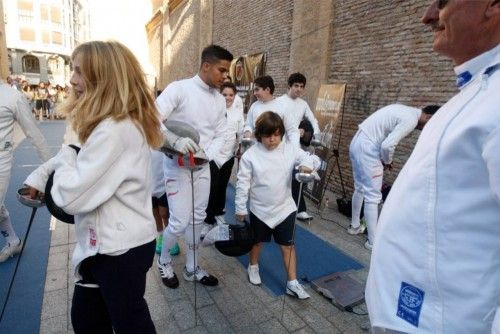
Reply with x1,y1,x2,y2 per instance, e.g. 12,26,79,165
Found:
277,72,321,221
243,75,299,144
366,1,500,333
155,44,233,289
348,104,439,250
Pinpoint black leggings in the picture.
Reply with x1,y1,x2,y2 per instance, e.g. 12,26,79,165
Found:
71,240,156,334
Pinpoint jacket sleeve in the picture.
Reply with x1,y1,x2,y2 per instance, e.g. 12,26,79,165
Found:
155,82,180,122
235,154,252,216
380,119,416,164
48,125,127,215
283,112,301,148
482,126,500,204
243,105,255,134
14,95,52,162
204,98,227,161
293,145,316,170
304,103,321,135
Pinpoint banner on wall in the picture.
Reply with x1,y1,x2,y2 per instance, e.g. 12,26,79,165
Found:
229,53,266,113
314,83,346,150
303,83,346,205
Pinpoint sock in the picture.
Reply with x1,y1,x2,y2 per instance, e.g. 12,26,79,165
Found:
364,203,379,244
351,189,364,228
184,224,202,272
159,228,177,264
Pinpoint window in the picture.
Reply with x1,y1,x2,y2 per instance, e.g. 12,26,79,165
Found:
19,27,36,41
52,31,63,45
51,6,62,23
22,55,40,73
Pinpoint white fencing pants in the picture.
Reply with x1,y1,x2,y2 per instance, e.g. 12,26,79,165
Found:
0,151,18,243
349,130,383,242
160,158,210,272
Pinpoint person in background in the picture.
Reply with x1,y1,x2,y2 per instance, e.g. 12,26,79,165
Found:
0,79,51,263
151,149,179,256
202,82,244,237
277,72,321,221
348,103,438,250
366,1,500,333
24,41,162,333
243,75,299,146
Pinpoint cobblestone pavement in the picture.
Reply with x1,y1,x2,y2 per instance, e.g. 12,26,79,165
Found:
39,186,372,334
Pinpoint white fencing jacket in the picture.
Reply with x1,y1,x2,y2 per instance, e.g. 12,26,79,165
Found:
25,119,157,281
358,104,421,165
366,45,500,334
213,102,244,168
235,140,317,228
155,75,227,162
276,94,321,136
243,98,300,146
0,84,51,161
151,149,166,198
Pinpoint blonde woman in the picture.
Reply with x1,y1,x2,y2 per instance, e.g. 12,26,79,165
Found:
24,41,162,333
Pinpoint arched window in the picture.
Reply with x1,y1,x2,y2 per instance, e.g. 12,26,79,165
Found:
22,55,40,73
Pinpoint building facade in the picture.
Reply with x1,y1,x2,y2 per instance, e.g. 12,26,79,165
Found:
4,0,90,85
147,0,458,197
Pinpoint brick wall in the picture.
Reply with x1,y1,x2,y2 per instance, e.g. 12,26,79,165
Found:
212,0,294,95
327,0,457,196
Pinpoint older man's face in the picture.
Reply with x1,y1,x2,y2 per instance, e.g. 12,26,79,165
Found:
421,0,495,65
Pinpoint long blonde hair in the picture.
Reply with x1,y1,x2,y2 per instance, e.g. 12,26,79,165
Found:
60,40,163,147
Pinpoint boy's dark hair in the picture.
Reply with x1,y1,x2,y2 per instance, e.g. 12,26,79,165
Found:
422,105,440,115
287,72,306,87
254,111,285,142
201,45,233,65
254,75,275,94
220,82,237,94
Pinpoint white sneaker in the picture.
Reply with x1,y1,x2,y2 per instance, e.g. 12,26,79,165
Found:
215,215,228,226
347,224,366,235
183,266,219,286
364,240,373,251
200,222,215,241
286,280,310,299
157,259,179,288
0,240,22,263
247,264,261,285
296,211,313,221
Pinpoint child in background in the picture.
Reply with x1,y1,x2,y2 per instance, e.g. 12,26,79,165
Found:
151,149,179,256
235,111,319,299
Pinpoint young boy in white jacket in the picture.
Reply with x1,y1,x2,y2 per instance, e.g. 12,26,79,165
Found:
235,111,319,299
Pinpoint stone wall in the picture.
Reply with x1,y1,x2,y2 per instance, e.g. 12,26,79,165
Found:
327,0,457,196
212,0,294,95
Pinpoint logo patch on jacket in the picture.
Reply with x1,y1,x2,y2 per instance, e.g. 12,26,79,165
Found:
396,282,425,327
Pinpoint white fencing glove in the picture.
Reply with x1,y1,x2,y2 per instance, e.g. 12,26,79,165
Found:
162,128,200,154
173,137,199,154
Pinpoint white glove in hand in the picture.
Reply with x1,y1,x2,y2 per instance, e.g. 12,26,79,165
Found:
174,137,200,154
193,149,208,162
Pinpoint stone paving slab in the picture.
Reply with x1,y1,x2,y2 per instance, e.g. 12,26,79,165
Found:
39,187,372,333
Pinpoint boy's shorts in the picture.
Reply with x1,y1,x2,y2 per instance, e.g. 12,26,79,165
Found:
249,211,296,246
152,193,168,209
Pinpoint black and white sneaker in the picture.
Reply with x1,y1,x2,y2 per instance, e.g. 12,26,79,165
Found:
157,259,179,288
183,266,219,286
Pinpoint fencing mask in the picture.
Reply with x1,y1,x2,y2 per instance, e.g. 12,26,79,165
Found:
202,221,254,257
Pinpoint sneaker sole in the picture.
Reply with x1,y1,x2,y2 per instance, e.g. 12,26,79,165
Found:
247,275,261,286
183,273,219,286
297,216,313,221
286,287,310,300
